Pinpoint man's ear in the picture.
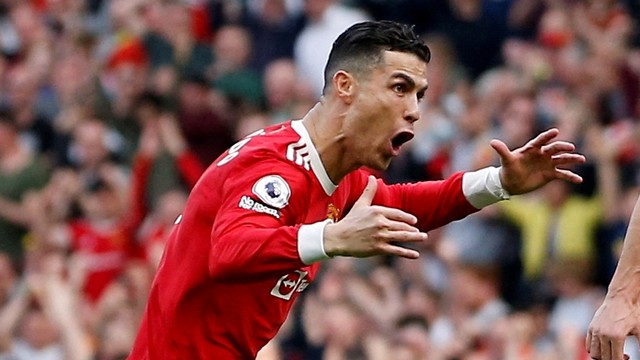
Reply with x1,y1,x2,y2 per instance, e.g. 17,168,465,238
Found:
332,70,355,104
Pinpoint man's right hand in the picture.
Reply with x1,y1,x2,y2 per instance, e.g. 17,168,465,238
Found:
586,295,639,360
323,176,428,259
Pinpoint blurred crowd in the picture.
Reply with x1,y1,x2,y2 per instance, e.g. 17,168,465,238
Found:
0,0,638,359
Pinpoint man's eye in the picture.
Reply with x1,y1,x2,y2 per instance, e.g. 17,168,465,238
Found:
394,84,405,93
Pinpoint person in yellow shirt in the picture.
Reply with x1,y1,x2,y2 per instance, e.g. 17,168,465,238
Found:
499,126,620,282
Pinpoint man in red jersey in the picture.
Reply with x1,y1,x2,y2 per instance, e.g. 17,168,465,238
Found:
129,20,586,359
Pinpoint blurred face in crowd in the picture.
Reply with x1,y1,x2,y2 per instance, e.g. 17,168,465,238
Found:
324,301,363,348
420,34,455,104
263,59,298,110
234,113,270,140
394,321,431,358
259,0,288,23
450,265,499,310
303,0,333,21
403,284,438,320
0,120,17,154
542,179,570,208
499,94,536,147
178,81,210,113
155,190,188,226
450,266,479,308
538,7,573,49
10,3,46,44
457,101,491,137
0,253,16,304
586,0,619,25
71,120,110,169
213,26,252,70
7,65,37,111
112,63,148,103
134,100,161,126
20,309,59,350
149,66,178,96
79,184,122,221
547,259,593,297
109,0,145,30
98,307,138,359
52,54,93,104
161,2,191,38
341,50,428,171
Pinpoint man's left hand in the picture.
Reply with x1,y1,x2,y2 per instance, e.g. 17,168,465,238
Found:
491,128,586,195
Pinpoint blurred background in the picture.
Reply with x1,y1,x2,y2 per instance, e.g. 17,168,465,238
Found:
0,0,638,359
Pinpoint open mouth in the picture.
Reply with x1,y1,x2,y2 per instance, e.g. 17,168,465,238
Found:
391,131,414,151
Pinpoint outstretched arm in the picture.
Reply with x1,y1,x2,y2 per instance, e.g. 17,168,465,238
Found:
492,128,585,195
586,196,640,360
351,128,586,239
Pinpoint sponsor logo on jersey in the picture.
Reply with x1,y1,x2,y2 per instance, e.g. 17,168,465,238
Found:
270,270,309,300
252,175,290,209
238,196,280,218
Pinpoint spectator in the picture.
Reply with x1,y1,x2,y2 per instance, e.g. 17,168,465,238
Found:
430,0,514,79
141,0,213,82
60,119,125,183
0,252,92,360
433,262,510,359
262,58,314,124
294,0,370,96
495,113,621,294
131,91,205,205
176,74,233,166
546,258,604,359
29,166,139,304
242,0,305,74
210,25,264,113
4,64,57,156
495,301,557,359
131,104,201,269
0,107,50,270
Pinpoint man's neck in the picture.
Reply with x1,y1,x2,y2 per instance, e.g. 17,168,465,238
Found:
301,100,354,183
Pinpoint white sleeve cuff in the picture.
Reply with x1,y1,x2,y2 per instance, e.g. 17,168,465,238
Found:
462,166,510,209
298,219,332,265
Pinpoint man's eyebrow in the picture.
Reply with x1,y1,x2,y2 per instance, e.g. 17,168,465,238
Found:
392,72,429,92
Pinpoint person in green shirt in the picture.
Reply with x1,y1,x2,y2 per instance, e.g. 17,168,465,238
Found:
0,107,50,269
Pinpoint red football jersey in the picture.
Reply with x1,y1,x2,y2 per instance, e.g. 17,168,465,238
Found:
129,120,502,359
70,220,132,303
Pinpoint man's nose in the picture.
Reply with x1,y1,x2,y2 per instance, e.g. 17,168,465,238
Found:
404,99,420,123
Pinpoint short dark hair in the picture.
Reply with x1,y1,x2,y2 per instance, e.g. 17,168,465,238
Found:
323,20,431,94
0,105,16,129
134,91,167,112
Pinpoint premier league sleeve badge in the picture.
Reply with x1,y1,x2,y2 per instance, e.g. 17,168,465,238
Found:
252,175,291,209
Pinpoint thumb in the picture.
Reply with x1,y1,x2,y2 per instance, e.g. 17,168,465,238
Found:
490,139,513,163
354,175,378,207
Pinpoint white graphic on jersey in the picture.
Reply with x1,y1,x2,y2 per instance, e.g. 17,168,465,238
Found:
217,129,266,166
286,140,310,170
238,196,280,218
270,270,309,300
174,214,183,224
252,175,290,209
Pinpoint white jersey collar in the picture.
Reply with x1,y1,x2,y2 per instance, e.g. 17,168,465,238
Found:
291,120,338,195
